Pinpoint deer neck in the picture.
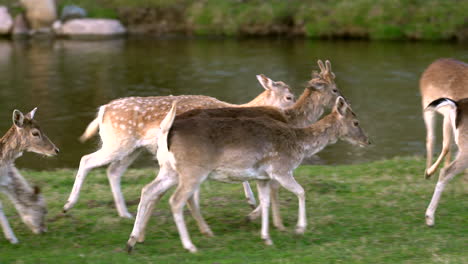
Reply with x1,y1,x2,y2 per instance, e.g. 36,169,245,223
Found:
0,127,23,164
240,91,272,107
284,89,325,127
296,113,341,157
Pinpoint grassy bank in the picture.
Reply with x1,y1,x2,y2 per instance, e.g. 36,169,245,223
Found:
1,0,465,40
1,157,467,263
53,0,468,40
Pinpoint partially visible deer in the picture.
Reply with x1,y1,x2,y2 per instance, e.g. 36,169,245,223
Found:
0,108,59,243
424,98,468,226
64,76,295,218
420,58,468,178
127,97,370,253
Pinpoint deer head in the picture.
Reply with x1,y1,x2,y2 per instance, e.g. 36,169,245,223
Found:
12,108,59,157
307,59,342,108
333,97,370,147
256,74,295,109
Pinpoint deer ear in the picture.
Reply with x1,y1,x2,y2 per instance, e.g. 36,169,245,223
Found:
317,60,326,73
25,107,38,119
334,96,348,117
12,110,25,128
256,74,274,91
325,60,336,79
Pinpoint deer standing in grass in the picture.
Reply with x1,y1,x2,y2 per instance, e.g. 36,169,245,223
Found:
127,97,369,253
64,78,295,218
424,98,468,226
181,60,343,227
420,58,468,178
0,108,59,243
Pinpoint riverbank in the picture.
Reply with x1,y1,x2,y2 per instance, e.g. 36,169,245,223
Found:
51,0,468,40
2,157,467,263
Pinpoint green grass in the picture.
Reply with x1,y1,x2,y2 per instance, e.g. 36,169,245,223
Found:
1,156,467,263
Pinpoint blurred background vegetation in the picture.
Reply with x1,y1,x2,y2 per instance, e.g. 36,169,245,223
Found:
1,0,467,40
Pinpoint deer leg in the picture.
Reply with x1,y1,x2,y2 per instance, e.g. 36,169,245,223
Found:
187,191,214,237
127,166,177,251
426,115,452,178
257,180,272,245
425,154,465,226
169,170,208,253
0,201,18,244
270,180,285,231
423,110,436,177
64,147,130,213
107,149,143,218
274,173,306,234
243,181,257,208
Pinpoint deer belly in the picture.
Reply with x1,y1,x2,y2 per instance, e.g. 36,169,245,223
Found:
209,168,269,183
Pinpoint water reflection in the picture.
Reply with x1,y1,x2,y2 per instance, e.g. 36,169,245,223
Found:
0,38,466,169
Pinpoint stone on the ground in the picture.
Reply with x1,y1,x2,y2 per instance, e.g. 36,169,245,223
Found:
53,18,126,37
12,14,29,35
0,6,13,34
60,5,87,22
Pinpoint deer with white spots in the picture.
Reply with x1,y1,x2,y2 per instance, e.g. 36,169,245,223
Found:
64,76,295,218
179,60,344,227
420,58,468,179
127,96,370,253
424,98,468,226
0,108,59,244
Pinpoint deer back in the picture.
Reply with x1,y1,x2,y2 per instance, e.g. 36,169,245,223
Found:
420,58,468,108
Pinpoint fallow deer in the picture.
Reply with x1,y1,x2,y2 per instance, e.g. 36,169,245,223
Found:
424,98,468,226
63,75,295,218
0,108,59,243
127,97,370,253
420,58,468,178
179,60,342,229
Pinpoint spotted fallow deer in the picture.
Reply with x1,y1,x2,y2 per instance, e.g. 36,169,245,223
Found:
64,77,295,218
127,97,370,253
424,98,468,226
0,108,59,244
420,58,468,178
179,60,342,228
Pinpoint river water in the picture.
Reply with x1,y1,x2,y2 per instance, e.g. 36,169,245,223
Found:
0,38,466,170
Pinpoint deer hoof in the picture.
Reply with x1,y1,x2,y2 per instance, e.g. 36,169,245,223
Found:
202,229,214,237
185,245,198,253
425,215,435,227
263,238,273,246
295,226,306,235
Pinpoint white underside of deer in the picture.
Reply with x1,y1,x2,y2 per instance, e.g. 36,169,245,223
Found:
64,80,295,218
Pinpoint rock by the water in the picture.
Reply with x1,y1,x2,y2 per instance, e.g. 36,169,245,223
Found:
12,14,29,35
53,19,126,37
0,6,13,34
60,5,87,22
20,0,57,31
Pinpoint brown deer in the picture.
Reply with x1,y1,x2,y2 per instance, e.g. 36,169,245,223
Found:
0,108,59,243
424,98,468,226
420,58,468,178
127,97,370,253
63,75,295,218
178,61,342,228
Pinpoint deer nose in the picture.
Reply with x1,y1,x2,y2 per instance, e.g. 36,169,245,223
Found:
54,148,60,154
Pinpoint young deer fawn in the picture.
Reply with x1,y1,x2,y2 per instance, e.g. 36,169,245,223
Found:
127,97,370,253
420,58,468,178
63,77,295,218
424,98,468,226
0,108,59,243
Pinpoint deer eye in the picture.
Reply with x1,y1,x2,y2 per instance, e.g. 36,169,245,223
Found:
285,96,293,101
332,89,338,93
31,130,40,137
353,121,359,127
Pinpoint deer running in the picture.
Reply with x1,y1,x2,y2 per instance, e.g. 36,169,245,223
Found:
63,77,295,218
424,98,468,226
127,97,370,253
420,58,468,178
0,108,59,243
